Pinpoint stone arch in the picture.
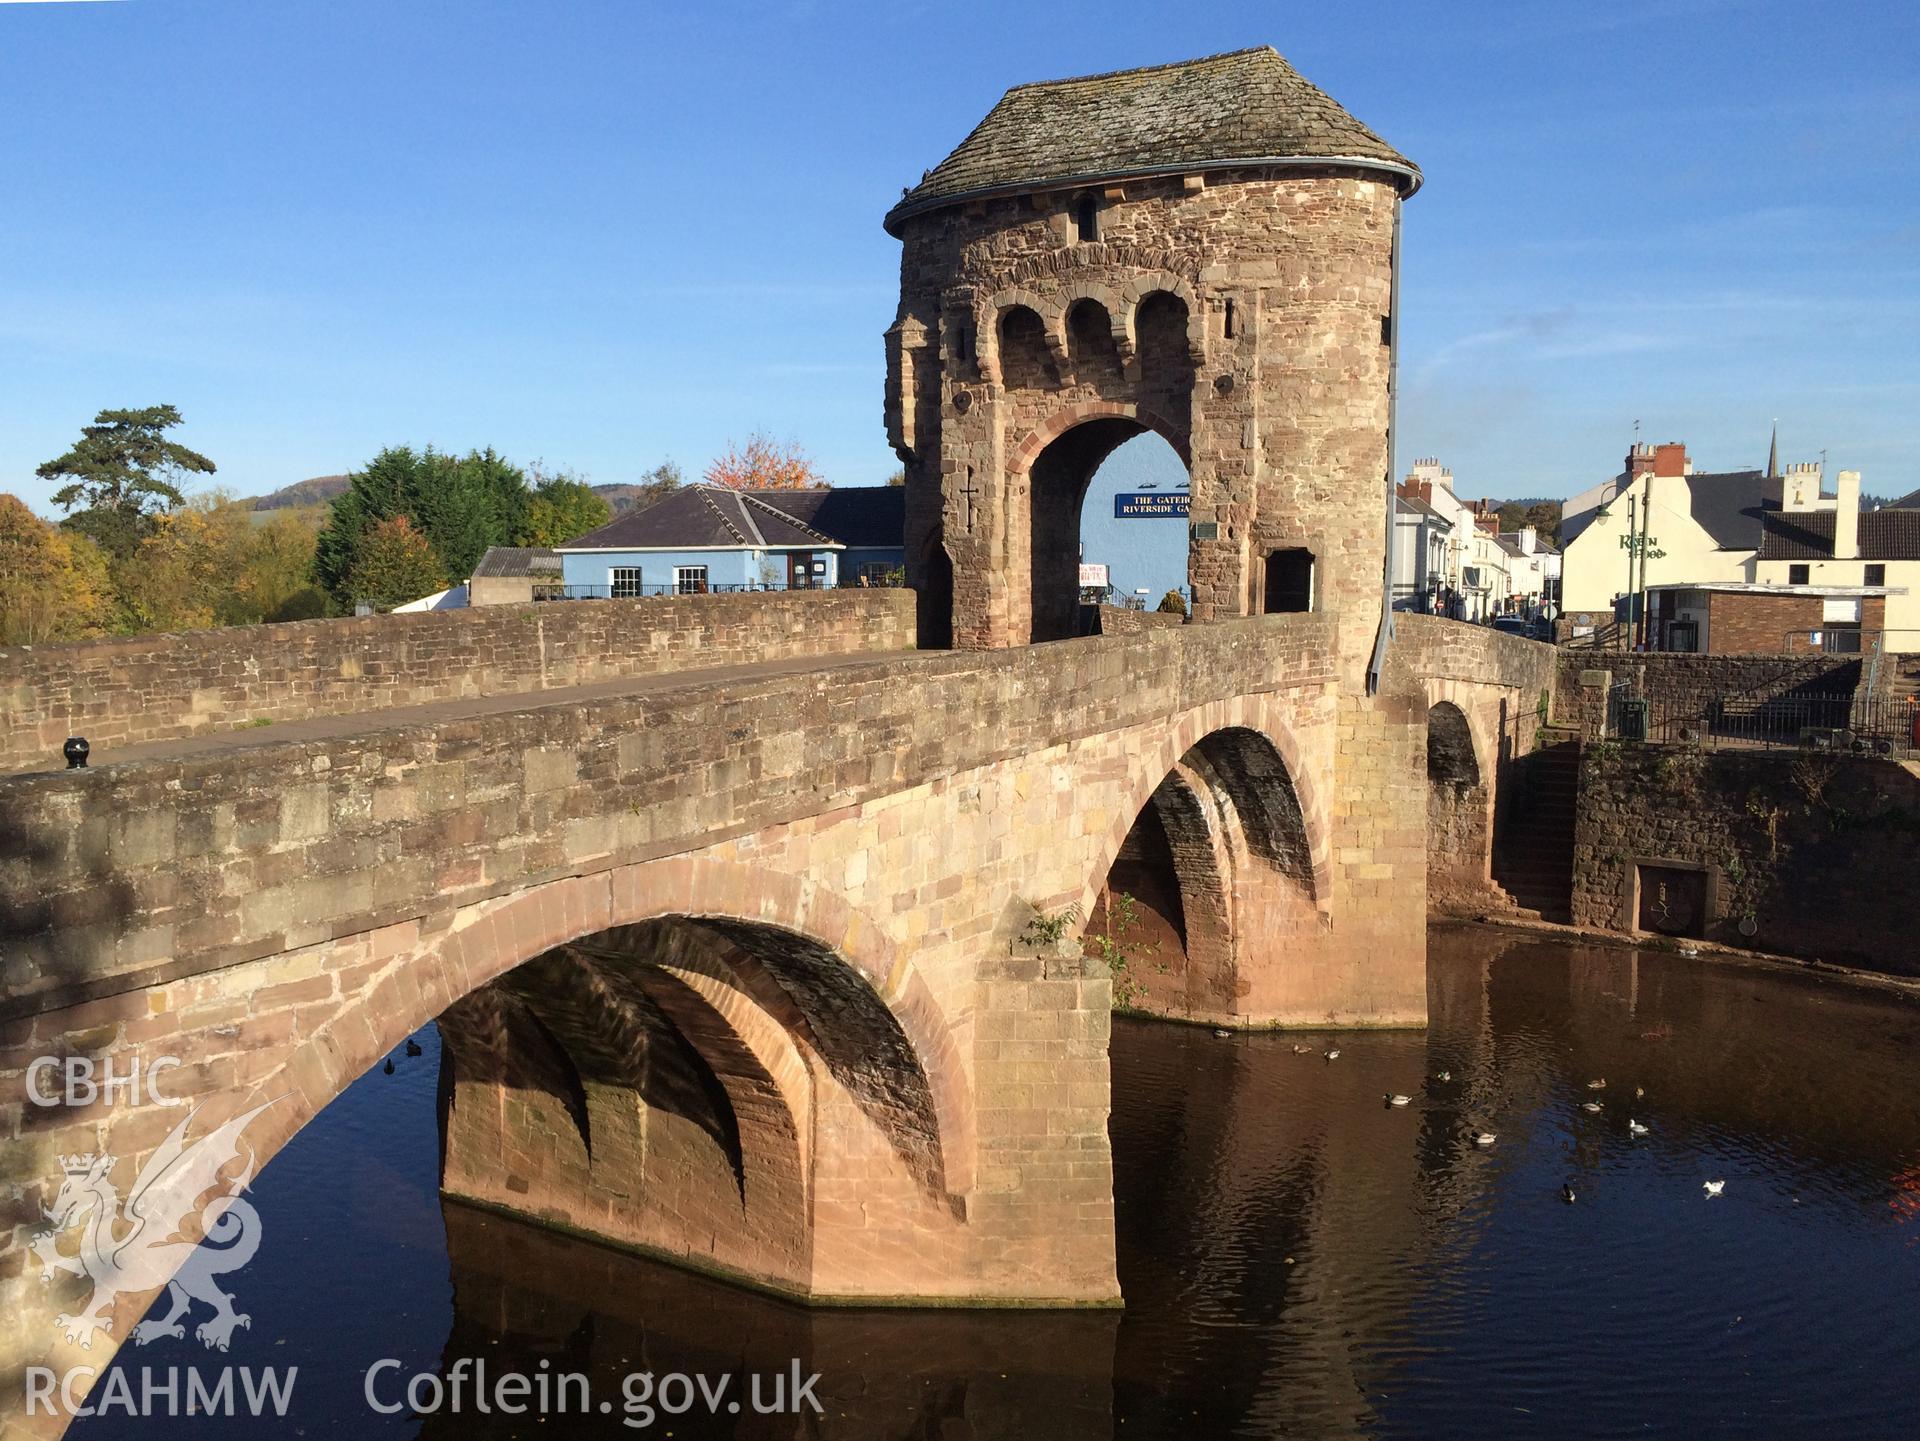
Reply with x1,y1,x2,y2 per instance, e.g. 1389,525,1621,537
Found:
994,301,1056,391
1009,399,1191,476
220,857,975,1235
1427,699,1481,787
1064,295,1123,378
1082,699,1331,927
1119,271,1207,366
1423,688,1495,905
1013,407,1191,642
1080,705,1330,1022
980,289,1062,385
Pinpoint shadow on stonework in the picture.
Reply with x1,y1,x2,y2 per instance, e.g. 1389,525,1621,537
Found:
429,1201,1120,1440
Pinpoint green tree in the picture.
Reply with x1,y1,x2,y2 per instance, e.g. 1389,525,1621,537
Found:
345,515,446,611
417,447,528,580
518,468,612,546
313,445,531,607
36,406,215,559
0,494,113,644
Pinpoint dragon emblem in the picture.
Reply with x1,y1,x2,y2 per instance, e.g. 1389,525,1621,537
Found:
32,1097,281,1352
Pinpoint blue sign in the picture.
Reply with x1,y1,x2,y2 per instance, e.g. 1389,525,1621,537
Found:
1113,491,1190,519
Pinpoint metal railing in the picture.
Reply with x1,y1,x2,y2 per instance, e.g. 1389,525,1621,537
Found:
1642,690,1920,753
536,579,904,601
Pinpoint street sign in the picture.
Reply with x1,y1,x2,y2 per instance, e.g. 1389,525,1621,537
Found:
1113,492,1190,519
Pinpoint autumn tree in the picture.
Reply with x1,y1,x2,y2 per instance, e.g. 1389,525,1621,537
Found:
344,515,446,611
625,460,684,514
37,405,215,559
0,494,112,644
520,467,613,546
704,433,823,490
237,511,327,621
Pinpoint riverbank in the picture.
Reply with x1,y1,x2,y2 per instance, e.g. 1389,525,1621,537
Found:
1433,907,1920,1006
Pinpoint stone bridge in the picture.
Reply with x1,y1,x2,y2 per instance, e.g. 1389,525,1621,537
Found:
0,46,1571,1435
0,594,1550,1430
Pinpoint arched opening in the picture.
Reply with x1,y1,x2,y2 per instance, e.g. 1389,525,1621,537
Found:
917,528,954,649
1075,430,1191,623
998,304,1052,391
83,873,970,1382
1264,548,1315,613
1088,725,1319,1022
437,912,953,1295
1028,417,1189,643
1066,297,1121,383
1426,700,1491,906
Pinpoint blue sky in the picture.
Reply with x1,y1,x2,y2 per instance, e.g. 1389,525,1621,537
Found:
2,0,1915,514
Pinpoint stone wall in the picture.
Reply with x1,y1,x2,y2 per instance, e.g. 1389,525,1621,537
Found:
1570,744,1920,973
1092,603,1183,636
0,613,1339,1019
0,590,916,774
887,168,1398,664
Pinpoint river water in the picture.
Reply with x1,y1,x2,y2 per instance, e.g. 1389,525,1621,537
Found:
75,924,1920,1438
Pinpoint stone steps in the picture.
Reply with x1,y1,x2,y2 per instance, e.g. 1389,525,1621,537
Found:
1489,740,1581,924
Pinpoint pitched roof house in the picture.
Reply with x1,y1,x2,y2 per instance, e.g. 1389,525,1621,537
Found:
555,485,906,597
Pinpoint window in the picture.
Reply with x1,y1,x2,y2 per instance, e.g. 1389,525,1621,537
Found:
1866,563,1886,587
1223,297,1238,339
674,566,708,595
1074,195,1098,243
1263,549,1314,614
1788,563,1810,585
859,562,898,587
610,566,643,598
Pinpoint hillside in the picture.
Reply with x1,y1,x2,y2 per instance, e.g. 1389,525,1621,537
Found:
250,474,350,510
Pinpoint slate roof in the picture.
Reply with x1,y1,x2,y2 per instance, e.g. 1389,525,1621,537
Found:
1396,495,1452,525
1679,470,1772,550
471,546,559,578
559,485,904,552
1883,487,1920,510
885,47,1418,233
1758,509,1920,562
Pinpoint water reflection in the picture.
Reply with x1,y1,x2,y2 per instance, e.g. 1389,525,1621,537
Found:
74,924,1920,1438
431,1203,1116,1438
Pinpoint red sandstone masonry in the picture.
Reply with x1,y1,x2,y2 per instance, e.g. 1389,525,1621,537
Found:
0,613,1341,1017
0,590,914,773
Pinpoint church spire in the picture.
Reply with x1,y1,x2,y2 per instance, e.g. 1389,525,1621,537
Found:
1766,421,1780,478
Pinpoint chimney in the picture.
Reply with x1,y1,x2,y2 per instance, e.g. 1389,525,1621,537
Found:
1781,462,1823,513
1519,526,1537,555
1834,470,1860,560
1652,442,1689,478
1626,442,1655,478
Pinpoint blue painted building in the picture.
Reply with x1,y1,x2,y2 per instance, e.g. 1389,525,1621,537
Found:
1075,433,1190,607
556,485,905,597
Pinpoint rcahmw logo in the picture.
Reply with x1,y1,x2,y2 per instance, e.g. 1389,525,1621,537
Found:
25,1097,299,1420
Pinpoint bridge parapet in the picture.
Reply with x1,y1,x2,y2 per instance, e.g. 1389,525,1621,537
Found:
0,590,914,775
1391,612,1558,696
0,612,1337,1022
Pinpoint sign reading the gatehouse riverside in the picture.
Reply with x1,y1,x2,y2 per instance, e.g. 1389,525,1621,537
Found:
1113,492,1191,519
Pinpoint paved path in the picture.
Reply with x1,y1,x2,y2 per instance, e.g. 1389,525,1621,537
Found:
8,648,920,778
